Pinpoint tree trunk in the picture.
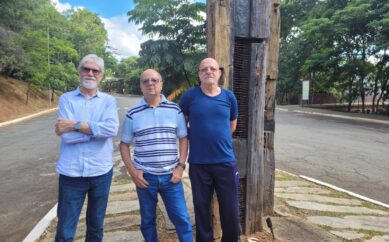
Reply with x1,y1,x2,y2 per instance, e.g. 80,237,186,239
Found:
372,76,378,113
359,77,365,113
26,82,30,105
347,77,353,112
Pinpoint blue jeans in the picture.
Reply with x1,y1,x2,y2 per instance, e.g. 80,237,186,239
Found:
136,173,193,242
189,163,240,242
55,169,113,242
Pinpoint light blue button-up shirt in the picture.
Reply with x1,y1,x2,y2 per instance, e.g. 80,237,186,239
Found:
56,87,119,177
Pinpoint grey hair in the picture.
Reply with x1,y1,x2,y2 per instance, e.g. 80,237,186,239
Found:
78,54,105,74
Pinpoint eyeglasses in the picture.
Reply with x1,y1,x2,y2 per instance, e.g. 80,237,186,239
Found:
140,78,160,85
81,66,101,75
199,67,219,73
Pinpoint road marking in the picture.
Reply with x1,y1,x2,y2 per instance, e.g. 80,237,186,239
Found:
293,110,389,124
276,107,389,125
0,108,58,127
23,203,57,242
39,173,57,177
300,175,389,209
277,107,289,112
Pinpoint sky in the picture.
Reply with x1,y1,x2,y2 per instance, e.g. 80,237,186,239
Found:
51,0,148,59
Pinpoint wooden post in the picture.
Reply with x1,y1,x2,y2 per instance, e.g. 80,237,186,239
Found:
244,0,271,234
263,0,280,216
207,0,232,88
245,41,268,233
207,0,233,240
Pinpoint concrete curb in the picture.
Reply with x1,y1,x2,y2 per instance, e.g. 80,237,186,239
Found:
0,108,58,127
275,169,389,209
277,107,389,125
300,175,389,209
23,204,57,242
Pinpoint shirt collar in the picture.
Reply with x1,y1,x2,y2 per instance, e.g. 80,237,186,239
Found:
74,86,101,98
141,94,168,106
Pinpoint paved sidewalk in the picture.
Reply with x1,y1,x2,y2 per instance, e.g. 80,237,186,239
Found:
273,170,389,242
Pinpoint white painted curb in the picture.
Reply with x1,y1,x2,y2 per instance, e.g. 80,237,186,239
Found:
293,110,389,125
0,108,58,127
300,175,389,209
277,107,389,125
23,203,57,242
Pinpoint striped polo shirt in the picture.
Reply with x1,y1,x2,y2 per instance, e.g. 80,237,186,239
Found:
120,95,187,175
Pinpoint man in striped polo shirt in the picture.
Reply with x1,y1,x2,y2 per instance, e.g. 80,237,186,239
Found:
119,69,192,242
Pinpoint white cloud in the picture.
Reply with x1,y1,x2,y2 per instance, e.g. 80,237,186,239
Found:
101,15,148,59
50,0,83,13
50,0,146,60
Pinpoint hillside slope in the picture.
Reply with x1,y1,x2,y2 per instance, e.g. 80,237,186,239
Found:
0,77,59,122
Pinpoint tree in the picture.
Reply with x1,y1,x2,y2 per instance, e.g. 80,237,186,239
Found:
0,27,27,77
128,0,206,96
114,56,142,94
278,0,389,115
0,0,112,97
68,9,108,58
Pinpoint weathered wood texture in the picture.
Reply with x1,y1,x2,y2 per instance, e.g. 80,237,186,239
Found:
234,0,271,39
211,193,222,240
263,131,275,215
245,41,268,233
263,0,280,216
245,0,272,234
250,0,271,39
266,0,280,81
207,0,233,88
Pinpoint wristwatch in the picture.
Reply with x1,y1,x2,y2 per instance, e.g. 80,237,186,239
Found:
74,121,82,131
176,163,186,170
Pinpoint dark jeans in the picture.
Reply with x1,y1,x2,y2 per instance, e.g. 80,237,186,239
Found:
189,163,240,242
136,173,193,242
55,169,113,242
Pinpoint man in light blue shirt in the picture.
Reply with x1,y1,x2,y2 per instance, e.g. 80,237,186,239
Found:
119,69,192,242
54,54,119,242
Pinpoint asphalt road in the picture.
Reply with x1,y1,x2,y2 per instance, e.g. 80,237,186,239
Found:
0,112,59,242
275,108,389,204
0,95,140,242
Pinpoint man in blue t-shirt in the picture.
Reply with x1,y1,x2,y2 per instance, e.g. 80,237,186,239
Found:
180,58,240,242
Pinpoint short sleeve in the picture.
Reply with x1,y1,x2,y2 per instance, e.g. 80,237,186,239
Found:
179,91,189,116
229,91,238,120
176,110,188,138
120,114,134,144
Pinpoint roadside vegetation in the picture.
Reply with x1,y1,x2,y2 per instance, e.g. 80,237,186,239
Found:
0,76,59,122
279,0,389,114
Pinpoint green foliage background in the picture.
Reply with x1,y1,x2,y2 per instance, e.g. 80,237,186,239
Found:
279,0,389,113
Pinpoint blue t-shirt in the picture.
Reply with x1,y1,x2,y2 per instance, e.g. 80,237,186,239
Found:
179,86,238,164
